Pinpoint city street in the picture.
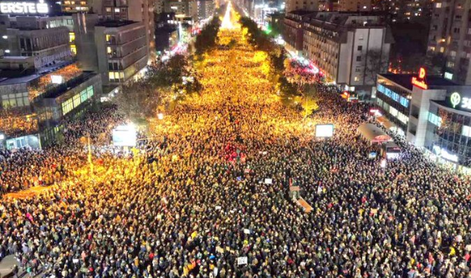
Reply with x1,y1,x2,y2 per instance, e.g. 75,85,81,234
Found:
1,3,471,278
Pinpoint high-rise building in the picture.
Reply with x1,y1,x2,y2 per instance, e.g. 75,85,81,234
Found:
61,0,91,12
338,0,372,11
61,0,155,61
427,0,471,85
95,21,149,86
165,0,199,22
377,0,433,22
198,0,215,20
285,0,319,14
284,11,393,95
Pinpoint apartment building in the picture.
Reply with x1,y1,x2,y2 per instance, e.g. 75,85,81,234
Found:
94,21,149,86
61,0,155,61
338,0,372,11
165,0,199,22
427,0,471,85
285,11,393,95
198,0,215,20
0,15,73,69
61,0,90,12
285,0,319,14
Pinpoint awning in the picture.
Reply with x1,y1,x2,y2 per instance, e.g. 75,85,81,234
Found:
376,116,395,130
357,123,392,144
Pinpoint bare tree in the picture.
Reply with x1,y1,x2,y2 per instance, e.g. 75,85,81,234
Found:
365,49,389,85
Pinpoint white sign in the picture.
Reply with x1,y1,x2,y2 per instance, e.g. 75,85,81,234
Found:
433,145,459,163
237,257,248,265
0,1,49,14
50,75,64,84
243,229,250,234
112,124,137,147
264,178,272,184
462,97,471,110
315,124,334,138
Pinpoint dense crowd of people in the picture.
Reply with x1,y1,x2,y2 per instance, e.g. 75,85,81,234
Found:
0,7,471,278
0,105,125,194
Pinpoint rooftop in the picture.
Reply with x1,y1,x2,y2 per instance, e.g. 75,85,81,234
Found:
95,20,137,28
379,73,457,91
40,72,96,99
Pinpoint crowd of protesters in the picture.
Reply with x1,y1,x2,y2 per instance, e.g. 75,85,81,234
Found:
0,105,125,194
0,12,471,278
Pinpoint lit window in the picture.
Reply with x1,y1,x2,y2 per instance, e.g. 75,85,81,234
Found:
107,47,112,54
69,32,75,43
463,125,471,137
106,7,112,12
440,47,445,53
436,3,442,8
115,8,120,12
444,72,453,80
106,34,111,42
354,76,359,81
70,45,77,55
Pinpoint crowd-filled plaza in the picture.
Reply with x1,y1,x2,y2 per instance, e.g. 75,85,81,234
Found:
0,4,470,278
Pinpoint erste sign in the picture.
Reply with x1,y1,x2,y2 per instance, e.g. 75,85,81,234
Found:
449,92,471,111
0,1,49,14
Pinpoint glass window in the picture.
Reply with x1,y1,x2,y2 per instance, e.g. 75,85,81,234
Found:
428,112,442,127
463,125,471,137
80,90,88,102
73,94,81,108
62,99,74,115
87,86,94,98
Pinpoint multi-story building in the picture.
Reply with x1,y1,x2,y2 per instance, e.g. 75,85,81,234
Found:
155,0,166,15
374,68,471,174
427,0,471,85
61,0,155,61
94,21,149,86
338,0,372,11
165,0,199,22
381,0,433,22
285,11,393,95
285,0,319,14
61,0,90,12
0,15,75,69
198,0,215,20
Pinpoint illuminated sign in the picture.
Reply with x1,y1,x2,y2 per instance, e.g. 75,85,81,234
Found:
450,92,461,108
0,0,49,14
448,92,471,111
433,145,459,163
411,67,428,89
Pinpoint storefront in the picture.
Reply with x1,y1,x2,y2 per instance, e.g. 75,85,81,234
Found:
375,67,471,174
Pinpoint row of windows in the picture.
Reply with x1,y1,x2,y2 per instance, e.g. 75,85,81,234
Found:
389,106,408,125
109,71,125,82
428,112,442,127
1,92,29,109
61,86,94,115
377,84,410,108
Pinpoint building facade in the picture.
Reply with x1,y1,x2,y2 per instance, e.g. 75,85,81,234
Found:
285,0,318,14
338,0,372,11
95,21,149,86
165,0,199,22
427,0,471,85
375,69,471,173
198,0,215,20
285,11,393,95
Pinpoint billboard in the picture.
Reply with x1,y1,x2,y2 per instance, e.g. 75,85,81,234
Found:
315,124,334,138
112,124,137,147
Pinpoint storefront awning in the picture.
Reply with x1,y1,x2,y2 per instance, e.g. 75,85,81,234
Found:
377,116,396,130
357,123,392,144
